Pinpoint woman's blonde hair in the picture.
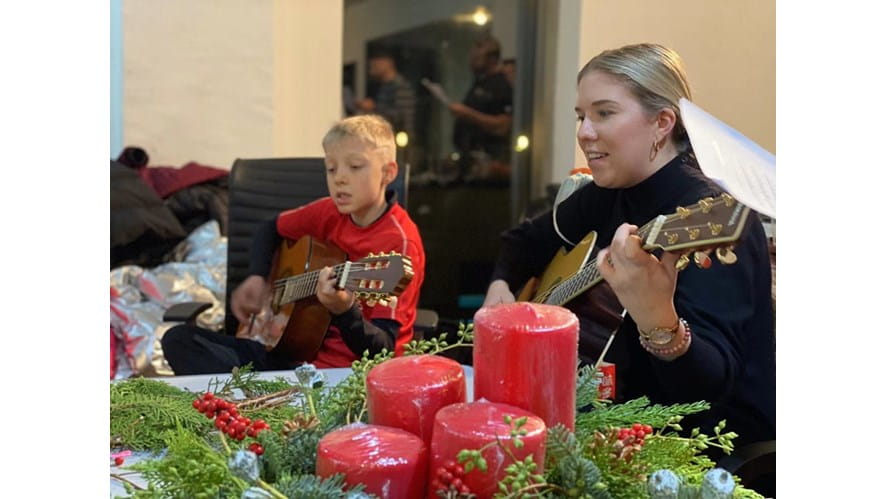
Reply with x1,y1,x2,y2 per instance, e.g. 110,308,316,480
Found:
578,43,693,151
322,114,396,163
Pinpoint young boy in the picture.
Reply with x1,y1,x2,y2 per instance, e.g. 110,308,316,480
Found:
162,115,426,373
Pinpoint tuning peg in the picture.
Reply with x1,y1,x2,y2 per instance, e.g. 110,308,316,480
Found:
699,197,714,213
675,253,691,271
720,193,735,207
693,250,713,269
715,246,738,265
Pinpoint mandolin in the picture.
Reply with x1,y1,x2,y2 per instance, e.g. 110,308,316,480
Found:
517,193,752,361
236,236,413,363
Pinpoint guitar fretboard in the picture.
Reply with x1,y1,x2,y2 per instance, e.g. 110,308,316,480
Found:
538,221,656,306
272,263,348,306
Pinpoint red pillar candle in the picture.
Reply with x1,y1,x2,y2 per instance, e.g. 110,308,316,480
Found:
316,424,428,498
429,401,546,499
473,302,579,431
366,354,466,446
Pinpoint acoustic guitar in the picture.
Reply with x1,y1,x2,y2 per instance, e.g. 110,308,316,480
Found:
236,236,414,363
516,193,752,361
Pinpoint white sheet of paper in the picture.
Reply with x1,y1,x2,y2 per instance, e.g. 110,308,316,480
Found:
421,78,450,105
680,98,776,218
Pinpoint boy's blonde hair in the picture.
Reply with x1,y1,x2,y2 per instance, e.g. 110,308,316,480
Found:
322,115,396,163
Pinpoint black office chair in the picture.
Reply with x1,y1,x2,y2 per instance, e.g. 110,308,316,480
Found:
165,157,438,340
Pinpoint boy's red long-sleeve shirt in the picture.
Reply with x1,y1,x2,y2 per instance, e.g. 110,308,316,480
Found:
275,196,425,368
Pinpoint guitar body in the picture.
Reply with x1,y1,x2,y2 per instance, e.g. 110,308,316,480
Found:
237,236,346,364
518,231,599,302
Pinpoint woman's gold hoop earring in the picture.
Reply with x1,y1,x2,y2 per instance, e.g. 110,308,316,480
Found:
649,138,662,162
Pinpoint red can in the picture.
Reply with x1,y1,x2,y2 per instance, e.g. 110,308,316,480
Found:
597,362,616,400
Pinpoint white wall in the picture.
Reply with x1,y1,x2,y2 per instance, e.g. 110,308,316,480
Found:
569,0,776,172
272,0,343,158
122,0,342,169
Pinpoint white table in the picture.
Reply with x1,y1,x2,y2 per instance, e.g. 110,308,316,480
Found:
110,366,474,496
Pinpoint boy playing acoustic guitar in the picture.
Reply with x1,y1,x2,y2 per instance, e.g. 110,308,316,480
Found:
162,115,426,373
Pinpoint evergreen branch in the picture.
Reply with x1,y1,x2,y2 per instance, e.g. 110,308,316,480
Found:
236,386,301,411
575,397,710,435
207,364,293,399
110,379,211,451
110,472,145,491
128,426,249,498
576,364,605,410
273,473,370,498
317,349,393,426
403,322,474,356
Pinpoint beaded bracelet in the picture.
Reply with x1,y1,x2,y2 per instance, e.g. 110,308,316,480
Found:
639,318,692,358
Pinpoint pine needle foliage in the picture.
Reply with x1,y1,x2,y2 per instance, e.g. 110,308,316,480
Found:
258,425,327,481
273,473,371,498
127,426,248,498
111,378,212,451
575,364,605,411
543,426,611,498
575,397,710,436
207,364,294,399
317,349,394,426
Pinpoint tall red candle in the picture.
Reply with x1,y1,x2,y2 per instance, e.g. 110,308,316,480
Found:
429,401,546,499
316,424,427,498
366,354,466,446
473,302,579,430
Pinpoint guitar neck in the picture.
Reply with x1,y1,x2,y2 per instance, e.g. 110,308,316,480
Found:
273,263,347,305
540,221,657,306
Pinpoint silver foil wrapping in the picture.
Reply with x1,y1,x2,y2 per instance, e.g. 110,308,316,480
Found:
110,221,228,378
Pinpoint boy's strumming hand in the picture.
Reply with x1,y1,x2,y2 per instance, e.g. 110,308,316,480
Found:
231,275,268,324
316,266,355,315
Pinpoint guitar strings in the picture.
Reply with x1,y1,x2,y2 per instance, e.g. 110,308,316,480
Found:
271,262,381,290
544,208,702,304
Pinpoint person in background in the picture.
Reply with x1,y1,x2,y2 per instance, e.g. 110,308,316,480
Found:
500,57,516,87
162,115,425,373
482,43,775,451
356,51,416,139
450,36,513,176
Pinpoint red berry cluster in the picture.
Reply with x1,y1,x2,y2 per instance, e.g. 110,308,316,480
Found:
618,423,653,446
192,392,271,455
430,459,471,496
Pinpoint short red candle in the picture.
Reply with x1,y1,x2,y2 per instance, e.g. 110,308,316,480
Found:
316,424,427,498
366,354,466,446
473,302,579,431
429,401,546,499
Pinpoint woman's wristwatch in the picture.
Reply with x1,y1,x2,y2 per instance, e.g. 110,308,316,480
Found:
638,318,692,358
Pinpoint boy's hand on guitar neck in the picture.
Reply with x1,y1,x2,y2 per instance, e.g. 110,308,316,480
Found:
231,275,269,324
317,266,356,315
596,223,681,333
